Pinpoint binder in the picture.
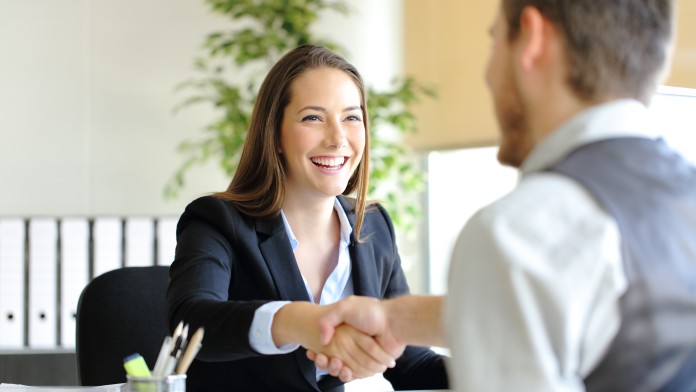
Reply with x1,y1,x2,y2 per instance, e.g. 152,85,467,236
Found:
60,218,89,348
93,218,123,278
28,218,58,348
125,217,154,267
156,217,178,266
0,219,26,348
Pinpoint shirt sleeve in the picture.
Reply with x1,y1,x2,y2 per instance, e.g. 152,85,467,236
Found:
248,301,300,355
444,173,626,392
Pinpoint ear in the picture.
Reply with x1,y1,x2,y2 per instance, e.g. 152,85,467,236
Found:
517,6,549,71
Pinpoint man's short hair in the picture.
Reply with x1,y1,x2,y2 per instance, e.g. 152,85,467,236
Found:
502,0,674,104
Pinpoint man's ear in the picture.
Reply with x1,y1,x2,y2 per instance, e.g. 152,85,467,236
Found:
517,6,548,71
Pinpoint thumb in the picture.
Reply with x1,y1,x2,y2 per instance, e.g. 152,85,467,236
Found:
318,306,344,345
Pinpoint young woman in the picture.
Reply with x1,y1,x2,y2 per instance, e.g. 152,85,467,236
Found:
165,45,448,392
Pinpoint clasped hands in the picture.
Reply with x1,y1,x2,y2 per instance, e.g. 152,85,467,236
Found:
274,296,403,383
311,296,403,382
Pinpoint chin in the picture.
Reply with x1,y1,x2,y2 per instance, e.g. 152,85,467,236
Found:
496,141,524,168
317,184,350,198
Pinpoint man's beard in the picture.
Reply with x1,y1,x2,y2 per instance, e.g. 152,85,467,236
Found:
495,90,529,168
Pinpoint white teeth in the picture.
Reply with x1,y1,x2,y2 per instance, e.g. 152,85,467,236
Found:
311,157,346,168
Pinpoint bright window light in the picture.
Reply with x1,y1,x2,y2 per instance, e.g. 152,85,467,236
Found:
426,86,696,293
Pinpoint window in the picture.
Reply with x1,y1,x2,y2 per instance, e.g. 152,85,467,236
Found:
426,86,696,293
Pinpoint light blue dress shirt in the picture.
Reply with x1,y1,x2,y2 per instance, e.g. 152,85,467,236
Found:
248,198,354,379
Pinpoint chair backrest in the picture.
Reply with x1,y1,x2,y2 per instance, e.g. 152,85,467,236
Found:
76,266,170,386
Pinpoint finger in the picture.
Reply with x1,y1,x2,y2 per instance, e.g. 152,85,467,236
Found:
319,310,343,345
319,323,335,346
332,330,387,377
349,334,389,374
314,353,330,370
339,367,354,383
328,357,343,376
376,334,406,360
356,334,397,369
306,350,316,361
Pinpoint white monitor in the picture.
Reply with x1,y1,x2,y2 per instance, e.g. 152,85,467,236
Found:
651,86,696,164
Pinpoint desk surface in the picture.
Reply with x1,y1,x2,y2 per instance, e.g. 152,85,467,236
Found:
1,384,450,392
0,384,121,392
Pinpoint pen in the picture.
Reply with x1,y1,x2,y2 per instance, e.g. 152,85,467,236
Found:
152,336,172,378
153,320,184,378
163,323,189,377
178,323,190,355
176,327,204,375
172,321,185,343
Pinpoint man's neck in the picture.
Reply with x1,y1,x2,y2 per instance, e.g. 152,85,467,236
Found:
528,93,616,151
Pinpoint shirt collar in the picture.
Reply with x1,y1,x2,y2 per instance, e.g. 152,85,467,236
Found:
280,197,353,251
521,99,660,175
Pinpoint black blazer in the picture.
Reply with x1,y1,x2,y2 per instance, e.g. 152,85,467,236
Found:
166,196,448,392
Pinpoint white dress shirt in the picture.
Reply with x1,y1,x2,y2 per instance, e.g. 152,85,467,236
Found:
248,198,354,379
445,100,660,391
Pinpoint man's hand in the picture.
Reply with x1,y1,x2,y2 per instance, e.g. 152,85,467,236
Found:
307,296,406,381
310,323,396,381
318,296,405,356
271,301,398,382
308,295,446,381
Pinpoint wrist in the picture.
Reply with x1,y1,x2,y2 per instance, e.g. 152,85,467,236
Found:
271,301,319,347
383,295,444,347
382,298,403,343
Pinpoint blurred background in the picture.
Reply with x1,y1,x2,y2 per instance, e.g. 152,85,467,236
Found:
0,0,694,389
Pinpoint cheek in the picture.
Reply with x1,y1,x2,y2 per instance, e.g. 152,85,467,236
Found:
485,57,495,90
349,127,366,152
357,133,366,154
485,45,501,88
278,122,290,153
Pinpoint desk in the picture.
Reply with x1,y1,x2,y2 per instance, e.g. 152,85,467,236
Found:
0,385,121,392
0,350,76,386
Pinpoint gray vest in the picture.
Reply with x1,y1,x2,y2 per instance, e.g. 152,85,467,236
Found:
549,137,696,392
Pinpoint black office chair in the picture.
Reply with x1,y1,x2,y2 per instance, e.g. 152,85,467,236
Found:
75,266,171,386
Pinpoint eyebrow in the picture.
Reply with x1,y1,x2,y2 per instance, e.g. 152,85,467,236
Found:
298,105,362,114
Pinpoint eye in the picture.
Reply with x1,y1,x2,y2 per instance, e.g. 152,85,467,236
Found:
345,114,362,122
302,114,322,122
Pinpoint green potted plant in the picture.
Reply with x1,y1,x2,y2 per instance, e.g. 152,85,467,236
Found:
166,0,435,234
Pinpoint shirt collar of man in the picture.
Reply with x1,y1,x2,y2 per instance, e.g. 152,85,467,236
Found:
521,99,660,176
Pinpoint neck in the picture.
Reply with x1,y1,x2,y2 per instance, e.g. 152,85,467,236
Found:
527,90,616,149
282,194,337,239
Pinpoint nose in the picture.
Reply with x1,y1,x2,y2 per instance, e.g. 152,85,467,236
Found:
325,118,347,148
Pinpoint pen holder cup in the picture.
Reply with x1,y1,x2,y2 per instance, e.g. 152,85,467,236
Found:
124,374,186,392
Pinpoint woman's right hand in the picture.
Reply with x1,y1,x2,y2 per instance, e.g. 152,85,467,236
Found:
271,301,397,381
314,323,397,380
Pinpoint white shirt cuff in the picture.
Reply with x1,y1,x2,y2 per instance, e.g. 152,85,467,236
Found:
249,301,300,355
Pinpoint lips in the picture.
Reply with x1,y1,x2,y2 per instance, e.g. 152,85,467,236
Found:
310,156,347,170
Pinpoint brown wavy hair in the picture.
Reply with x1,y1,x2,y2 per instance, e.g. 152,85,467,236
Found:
213,45,371,239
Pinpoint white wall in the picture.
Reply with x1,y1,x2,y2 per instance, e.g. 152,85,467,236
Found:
0,4,405,386
0,0,403,217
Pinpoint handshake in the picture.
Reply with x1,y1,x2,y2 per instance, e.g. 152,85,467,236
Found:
272,295,444,382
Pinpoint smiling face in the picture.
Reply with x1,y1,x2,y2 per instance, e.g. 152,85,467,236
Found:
279,67,366,201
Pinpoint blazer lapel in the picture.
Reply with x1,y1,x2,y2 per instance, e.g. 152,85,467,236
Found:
338,197,381,298
255,216,310,302
255,216,320,391
349,239,380,298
